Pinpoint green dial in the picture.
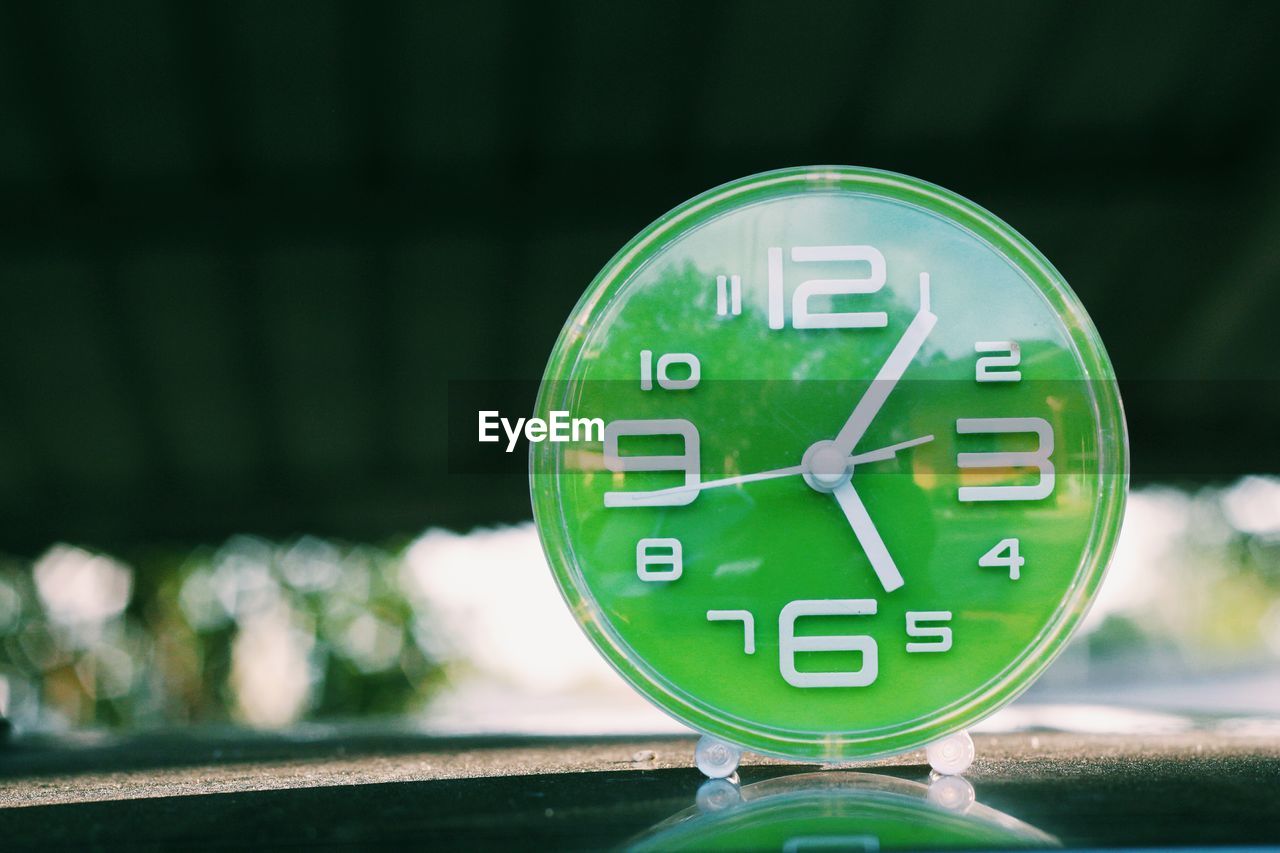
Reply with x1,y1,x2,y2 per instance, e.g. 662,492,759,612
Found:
531,166,1127,761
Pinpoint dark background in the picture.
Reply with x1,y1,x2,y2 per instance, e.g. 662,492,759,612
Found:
1,0,1278,557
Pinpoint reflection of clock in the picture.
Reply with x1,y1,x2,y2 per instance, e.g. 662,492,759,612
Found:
630,772,1057,850
531,167,1127,761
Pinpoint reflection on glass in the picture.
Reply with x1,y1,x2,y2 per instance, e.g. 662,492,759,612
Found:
630,772,1056,851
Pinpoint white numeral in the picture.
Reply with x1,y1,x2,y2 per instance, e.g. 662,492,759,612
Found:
979,537,1024,580
905,611,953,653
956,417,1055,502
640,350,700,391
603,419,700,507
975,341,1022,382
716,274,742,316
708,609,755,654
768,245,889,330
636,538,682,581
779,599,878,688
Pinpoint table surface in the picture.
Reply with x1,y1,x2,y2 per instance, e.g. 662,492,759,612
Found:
1,722,1278,849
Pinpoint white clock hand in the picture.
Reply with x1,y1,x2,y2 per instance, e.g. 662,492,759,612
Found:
832,479,903,592
848,433,934,465
831,274,937,457
604,434,934,505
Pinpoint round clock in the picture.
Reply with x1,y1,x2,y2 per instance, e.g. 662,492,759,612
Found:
530,166,1127,761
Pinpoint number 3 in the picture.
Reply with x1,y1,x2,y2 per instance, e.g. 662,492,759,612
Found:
955,417,1054,502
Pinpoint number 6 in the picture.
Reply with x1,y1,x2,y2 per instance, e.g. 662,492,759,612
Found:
779,599,878,688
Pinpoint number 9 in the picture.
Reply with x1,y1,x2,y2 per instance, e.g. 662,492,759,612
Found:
603,419,700,507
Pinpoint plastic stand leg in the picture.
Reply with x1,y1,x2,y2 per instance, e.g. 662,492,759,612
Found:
925,729,975,776
695,734,742,779
926,772,976,812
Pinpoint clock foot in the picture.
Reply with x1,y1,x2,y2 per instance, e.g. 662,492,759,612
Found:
927,772,976,812
926,729,975,776
695,734,742,779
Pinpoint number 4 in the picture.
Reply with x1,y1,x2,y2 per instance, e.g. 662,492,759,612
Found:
980,537,1024,580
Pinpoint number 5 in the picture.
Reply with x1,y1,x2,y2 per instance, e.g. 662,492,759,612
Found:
905,611,953,653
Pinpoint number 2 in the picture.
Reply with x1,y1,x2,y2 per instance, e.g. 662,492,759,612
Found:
975,341,1021,382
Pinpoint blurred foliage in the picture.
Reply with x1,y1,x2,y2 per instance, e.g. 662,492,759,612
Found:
0,536,439,731
2,477,1280,731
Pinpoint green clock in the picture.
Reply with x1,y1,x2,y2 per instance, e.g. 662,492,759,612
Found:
530,166,1127,763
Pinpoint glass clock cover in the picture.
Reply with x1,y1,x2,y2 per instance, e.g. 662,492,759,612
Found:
530,166,1127,761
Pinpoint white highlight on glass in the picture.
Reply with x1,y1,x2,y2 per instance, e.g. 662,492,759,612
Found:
767,247,785,329
784,835,880,853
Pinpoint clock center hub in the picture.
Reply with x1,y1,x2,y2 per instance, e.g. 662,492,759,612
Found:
802,439,853,492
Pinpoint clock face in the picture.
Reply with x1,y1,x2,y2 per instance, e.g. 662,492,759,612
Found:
531,167,1127,760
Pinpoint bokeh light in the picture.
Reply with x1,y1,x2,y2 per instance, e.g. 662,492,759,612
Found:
2,476,1279,733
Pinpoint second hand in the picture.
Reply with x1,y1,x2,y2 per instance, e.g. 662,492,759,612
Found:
612,434,935,504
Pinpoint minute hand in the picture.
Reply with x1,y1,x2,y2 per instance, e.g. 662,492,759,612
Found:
832,273,936,457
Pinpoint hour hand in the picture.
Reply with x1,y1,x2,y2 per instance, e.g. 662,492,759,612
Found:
832,479,904,592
